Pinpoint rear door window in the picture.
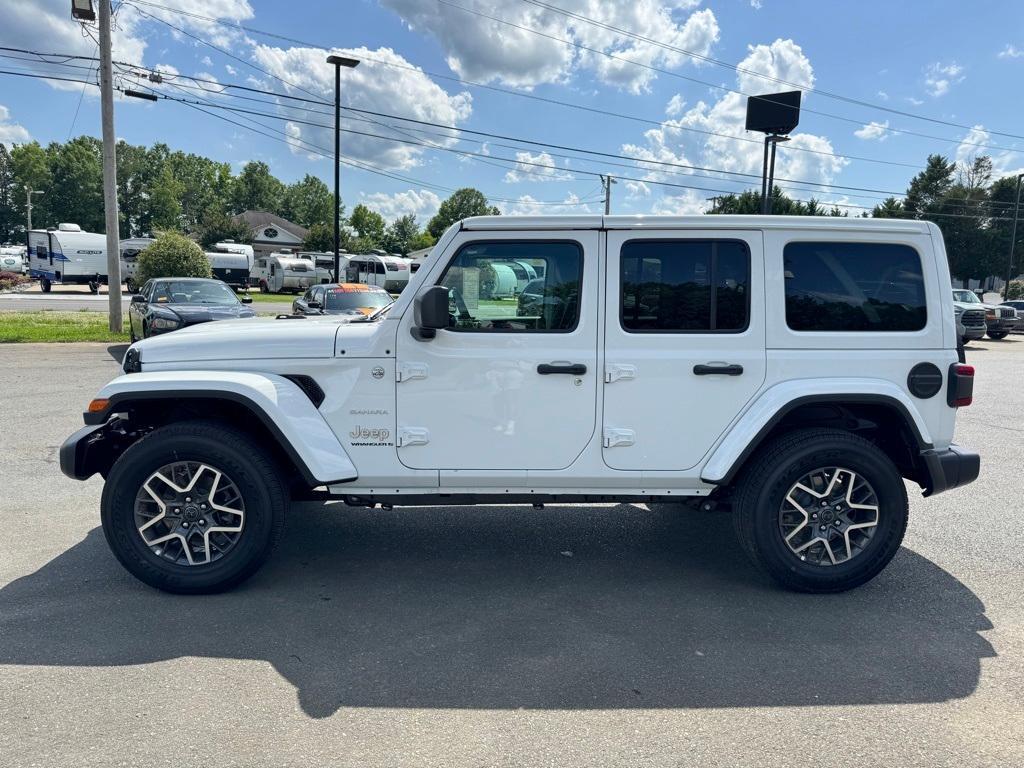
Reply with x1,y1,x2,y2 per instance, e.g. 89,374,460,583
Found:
784,242,926,332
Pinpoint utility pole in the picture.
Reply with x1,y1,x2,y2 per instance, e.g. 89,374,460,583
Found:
25,187,42,232
98,0,122,330
601,174,616,215
1004,173,1023,300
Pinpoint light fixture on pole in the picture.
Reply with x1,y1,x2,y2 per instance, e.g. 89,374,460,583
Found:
326,54,360,283
745,90,801,215
71,0,95,21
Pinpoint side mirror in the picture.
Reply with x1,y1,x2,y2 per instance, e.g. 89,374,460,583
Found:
240,295,253,304
412,285,450,341
307,300,322,309
131,294,146,304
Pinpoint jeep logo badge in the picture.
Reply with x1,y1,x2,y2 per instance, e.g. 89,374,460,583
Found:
371,366,385,379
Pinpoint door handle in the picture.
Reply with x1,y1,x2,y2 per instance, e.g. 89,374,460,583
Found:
538,363,587,375
693,363,744,376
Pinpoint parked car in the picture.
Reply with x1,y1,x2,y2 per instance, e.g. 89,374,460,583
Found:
62,215,978,596
951,289,1017,339
952,291,987,344
128,277,255,341
293,282,393,317
1000,300,1024,331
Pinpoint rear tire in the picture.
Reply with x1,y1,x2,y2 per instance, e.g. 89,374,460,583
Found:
101,420,287,594
88,281,99,294
40,278,51,293
731,428,908,593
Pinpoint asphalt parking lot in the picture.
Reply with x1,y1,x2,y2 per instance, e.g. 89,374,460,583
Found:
1,339,1022,767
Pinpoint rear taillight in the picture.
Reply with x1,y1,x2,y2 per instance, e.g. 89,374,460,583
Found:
947,363,974,407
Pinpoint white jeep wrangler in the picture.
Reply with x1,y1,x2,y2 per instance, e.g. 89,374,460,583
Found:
61,215,979,594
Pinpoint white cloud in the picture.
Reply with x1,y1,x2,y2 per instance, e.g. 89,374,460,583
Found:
249,45,472,169
624,180,651,198
750,0,763,8
225,64,238,75
665,94,687,117
0,0,252,92
360,188,442,222
876,90,889,100
623,39,846,210
924,61,965,97
499,191,593,216
201,55,213,66
854,120,889,141
377,0,718,94
503,151,572,183
998,44,1023,59
906,96,924,106
955,125,1024,178
0,104,30,146
651,189,706,215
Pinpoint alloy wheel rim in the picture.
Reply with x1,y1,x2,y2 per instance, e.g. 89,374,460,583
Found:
778,466,879,566
133,461,246,566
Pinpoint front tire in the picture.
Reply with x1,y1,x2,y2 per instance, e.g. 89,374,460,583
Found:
40,278,51,293
731,428,908,593
101,420,287,593
987,330,1008,340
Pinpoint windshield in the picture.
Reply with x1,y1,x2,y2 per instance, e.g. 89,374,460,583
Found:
153,281,240,306
952,290,981,304
324,289,392,312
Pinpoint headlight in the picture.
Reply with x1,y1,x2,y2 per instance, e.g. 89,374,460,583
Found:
122,347,142,374
150,315,181,330
985,310,996,319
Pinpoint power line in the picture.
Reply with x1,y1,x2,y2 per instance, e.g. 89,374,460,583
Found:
101,2,1015,167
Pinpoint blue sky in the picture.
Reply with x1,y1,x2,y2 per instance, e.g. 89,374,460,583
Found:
2,0,1023,222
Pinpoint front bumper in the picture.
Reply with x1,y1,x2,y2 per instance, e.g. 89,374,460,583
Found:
961,325,987,340
919,444,980,496
986,318,1018,332
59,423,110,480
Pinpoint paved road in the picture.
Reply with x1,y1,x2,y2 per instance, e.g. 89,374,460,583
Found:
0,340,1022,767
0,286,293,315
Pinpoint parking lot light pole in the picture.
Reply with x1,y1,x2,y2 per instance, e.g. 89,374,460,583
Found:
25,187,43,232
326,54,359,282
1004,173,1023,300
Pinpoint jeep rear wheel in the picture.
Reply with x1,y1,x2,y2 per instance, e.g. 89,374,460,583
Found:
731,428,908,593
101,420,287,593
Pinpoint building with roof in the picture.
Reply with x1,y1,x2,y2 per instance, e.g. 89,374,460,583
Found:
231,211,309,261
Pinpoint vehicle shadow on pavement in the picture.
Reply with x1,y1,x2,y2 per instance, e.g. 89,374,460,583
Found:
106,344,129,362
0,503,994,719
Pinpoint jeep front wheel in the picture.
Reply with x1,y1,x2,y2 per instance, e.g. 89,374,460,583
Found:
101,420,287,593
731,428,908,593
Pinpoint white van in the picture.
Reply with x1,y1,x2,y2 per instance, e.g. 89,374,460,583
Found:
344,252,411,293
28,224,108,293
252,251,317,294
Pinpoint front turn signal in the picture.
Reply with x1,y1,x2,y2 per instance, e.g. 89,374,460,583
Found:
87,398,110,413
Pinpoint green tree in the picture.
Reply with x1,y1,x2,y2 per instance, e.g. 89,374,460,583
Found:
136,231,211,283
303,221,336,253
408,230,436,252
348,204,386,246
281,174,335,228
231,161,285,213
10,141,53,228
196,210,253,249
381,213,420,254
871,197,905,218
167,151,233,233
0,144,16,241
706,188,845,216
47,137,104,232
904,154,955,217
148,166,184,232
427,188,500,238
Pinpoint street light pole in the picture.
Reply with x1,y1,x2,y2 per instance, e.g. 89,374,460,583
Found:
98,0,122,330
601,174,616,215
326,54,359,282
1004,173,1023,300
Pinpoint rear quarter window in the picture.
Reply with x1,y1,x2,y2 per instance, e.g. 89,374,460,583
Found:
784,242,927,332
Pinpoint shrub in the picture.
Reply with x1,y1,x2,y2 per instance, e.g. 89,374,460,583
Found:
136,232,211,284
1005,280,1024,301
0,270,28,291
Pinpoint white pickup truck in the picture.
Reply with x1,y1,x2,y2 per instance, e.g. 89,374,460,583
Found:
61,215,979,595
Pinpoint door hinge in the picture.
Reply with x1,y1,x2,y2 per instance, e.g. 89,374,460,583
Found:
396,362,429,382
397,426,430,447
604,364,637,384
603,427,636,448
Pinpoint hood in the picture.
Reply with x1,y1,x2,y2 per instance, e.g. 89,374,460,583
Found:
135,315,348,364
158,303,255,324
